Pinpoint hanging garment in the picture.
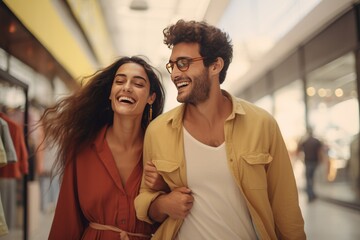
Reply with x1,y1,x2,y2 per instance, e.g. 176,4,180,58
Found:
0,178,16,229
0,113,28,231
0,118,17,165
0,138,8,232
0,148,9,236
0,192,9,236
0,137,7,167
0,113,28,178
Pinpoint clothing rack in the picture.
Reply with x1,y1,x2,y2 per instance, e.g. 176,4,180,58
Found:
0,67,29,240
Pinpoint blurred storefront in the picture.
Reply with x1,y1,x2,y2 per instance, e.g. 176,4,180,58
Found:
0,0,360,239
0,3,77,240
239,5,360,209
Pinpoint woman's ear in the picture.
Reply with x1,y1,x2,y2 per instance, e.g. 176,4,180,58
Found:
148,92,156,105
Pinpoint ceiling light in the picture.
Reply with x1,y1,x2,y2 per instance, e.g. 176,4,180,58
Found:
129,0,148,11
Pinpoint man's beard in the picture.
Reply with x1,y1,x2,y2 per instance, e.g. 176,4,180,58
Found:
178,70,210,105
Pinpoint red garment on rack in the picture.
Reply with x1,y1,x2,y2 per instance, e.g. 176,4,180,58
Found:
0,113,28,179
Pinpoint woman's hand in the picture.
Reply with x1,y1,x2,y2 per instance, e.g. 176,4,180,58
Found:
144,161,169,192
120,231,129,240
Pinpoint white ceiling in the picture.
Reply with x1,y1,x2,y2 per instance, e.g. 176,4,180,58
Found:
98,0,228,75
94,0,352,110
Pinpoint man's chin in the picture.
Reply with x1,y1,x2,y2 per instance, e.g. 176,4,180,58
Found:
176,94,186,103
177,98,185,103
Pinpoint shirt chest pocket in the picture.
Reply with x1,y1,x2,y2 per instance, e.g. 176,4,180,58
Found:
152,159,184,188
241,153,273,190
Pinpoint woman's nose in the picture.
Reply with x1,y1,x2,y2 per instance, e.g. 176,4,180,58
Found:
123,81,132,92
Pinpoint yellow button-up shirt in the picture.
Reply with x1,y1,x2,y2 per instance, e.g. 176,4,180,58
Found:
135,91,305,240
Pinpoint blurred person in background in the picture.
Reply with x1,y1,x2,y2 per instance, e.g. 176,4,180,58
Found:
349,134,359,195
297,127,324,202
135,20,305,240
40,56,166,240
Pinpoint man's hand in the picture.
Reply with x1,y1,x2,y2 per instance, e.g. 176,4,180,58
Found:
163,187,194,219
149,187,194,222
144,161,169,192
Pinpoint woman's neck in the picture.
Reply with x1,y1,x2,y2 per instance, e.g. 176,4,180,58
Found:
109,117,144,150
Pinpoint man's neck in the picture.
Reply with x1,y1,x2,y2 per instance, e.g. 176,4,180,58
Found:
184,89,231,126
182,89,232,147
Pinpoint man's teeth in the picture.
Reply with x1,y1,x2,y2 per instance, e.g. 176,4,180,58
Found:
176,82,189,88
118,96,135,103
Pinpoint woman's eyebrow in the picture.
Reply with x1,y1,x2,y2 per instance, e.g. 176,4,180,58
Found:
133,75,147,82
115,73,147,82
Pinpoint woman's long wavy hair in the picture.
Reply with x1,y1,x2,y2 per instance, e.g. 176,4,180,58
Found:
40,56,165,180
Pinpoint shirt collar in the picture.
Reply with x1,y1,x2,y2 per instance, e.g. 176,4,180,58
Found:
223,90,246,120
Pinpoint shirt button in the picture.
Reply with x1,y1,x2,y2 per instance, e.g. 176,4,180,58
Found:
120,219,126,224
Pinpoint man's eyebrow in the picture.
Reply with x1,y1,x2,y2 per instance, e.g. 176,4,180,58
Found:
176,56,189,60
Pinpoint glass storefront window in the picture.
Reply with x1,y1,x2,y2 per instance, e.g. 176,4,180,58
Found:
306,52,359,204
269,80,306,189
273,80,306,155
1,50,71,240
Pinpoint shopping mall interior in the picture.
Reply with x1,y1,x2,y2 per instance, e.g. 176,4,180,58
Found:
0,0,360,239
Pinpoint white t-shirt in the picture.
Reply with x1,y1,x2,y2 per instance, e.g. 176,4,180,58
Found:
176,127,257,240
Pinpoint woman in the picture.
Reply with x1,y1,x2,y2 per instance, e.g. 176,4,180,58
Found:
41,56,166,239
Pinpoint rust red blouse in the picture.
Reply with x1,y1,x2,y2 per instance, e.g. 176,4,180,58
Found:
49,126,155,239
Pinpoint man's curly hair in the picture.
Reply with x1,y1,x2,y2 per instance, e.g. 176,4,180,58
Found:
163,19,233,84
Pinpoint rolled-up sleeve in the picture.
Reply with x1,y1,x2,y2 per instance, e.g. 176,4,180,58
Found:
135,126,164,223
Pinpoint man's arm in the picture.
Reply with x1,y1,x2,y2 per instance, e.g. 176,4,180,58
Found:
268,120,306,239
144,161,170,192
135,127,193,223
149,187,194,223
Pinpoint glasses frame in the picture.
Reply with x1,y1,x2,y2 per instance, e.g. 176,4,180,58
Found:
165,56,205,74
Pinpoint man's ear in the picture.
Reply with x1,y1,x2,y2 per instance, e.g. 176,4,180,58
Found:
211,57,224,75
148,92,156,105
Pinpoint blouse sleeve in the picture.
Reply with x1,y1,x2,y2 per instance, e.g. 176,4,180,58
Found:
48,160,87,240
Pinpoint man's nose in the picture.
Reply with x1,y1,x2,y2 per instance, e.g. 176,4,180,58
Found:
171,65,183,80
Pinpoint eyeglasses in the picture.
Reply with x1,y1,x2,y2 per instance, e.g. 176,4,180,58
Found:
165,57,205,74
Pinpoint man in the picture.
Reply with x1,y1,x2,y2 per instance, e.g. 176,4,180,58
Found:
297,127,324,202
135,19,305,239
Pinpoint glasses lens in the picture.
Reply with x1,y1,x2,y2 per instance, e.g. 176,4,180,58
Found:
166,63,173,73
177,59,189,71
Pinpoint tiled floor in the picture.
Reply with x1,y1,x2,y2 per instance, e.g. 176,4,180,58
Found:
1,190,360,240
2,168,360,240
299,190,360,240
